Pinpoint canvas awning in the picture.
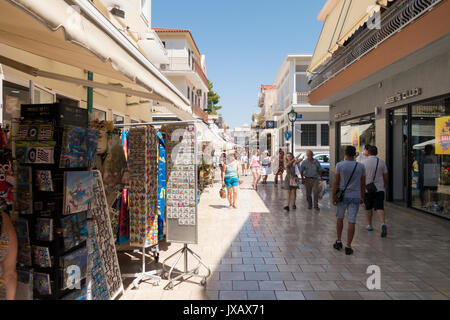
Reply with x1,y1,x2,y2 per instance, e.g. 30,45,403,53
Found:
308,0,383,73
0,0,192,117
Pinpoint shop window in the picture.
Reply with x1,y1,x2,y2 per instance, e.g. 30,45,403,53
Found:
338,114,375,161
321,124,329,146
91,108,106,121
410,97,450,218
2,81,30,127
34,87,54,104
301,124,317,146
113,114,124,124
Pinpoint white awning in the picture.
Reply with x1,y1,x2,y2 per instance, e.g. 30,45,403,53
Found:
0,0,191,115
413,139,436,150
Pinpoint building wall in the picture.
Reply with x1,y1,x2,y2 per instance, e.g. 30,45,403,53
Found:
329,48,450,181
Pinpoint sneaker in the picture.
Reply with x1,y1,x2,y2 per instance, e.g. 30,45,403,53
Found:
345,246,354,255
366,225,374,231
381,224,387,238
333,241,343,250
283,206,290,211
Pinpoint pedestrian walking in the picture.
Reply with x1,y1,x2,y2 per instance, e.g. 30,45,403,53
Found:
274,148,285,185
250,149,262,190
221,152,242,209
332,146,366,255
261,150,272,184
362,146,389,237
283,152,301,211
240,151,248,176
356,144,371,163
219,152,226,170
299,150,323,211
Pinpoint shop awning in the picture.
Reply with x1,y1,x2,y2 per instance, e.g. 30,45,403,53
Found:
0,0,192,116
308,0,382,73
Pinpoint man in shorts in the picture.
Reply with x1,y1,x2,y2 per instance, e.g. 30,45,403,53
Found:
362,146,389,237
332,146,366,255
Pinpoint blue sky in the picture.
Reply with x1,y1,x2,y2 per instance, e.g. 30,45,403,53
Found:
152,0,326,129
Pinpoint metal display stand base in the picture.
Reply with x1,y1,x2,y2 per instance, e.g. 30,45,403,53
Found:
162,244,211,290
121,246,161,289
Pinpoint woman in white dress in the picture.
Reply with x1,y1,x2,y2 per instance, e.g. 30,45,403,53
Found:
261,151,272,184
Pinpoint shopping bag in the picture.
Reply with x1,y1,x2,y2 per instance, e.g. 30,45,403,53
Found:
318,181,327,200
219,187,227,199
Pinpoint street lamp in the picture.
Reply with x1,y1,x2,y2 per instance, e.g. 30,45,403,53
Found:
287,108,297,154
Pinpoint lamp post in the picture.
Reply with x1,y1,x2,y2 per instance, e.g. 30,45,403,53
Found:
287,108,297,154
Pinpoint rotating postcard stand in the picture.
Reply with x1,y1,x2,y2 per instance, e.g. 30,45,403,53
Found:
113,124,162,289
161,122,210,290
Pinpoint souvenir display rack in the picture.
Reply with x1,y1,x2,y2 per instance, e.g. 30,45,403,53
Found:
160,122,210,290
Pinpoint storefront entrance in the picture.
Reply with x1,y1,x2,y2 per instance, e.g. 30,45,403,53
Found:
388,95,450,219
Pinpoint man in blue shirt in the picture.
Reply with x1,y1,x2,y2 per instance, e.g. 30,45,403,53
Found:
332,146,366,255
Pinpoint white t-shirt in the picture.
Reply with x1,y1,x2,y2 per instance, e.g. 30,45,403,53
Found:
356,154,368,163
362,156,388,192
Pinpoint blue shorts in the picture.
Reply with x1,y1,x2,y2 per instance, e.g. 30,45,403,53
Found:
224,177,239,187
336,198,360,224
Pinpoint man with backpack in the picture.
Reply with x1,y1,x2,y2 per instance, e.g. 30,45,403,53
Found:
362,145,389,237
332,146,366,255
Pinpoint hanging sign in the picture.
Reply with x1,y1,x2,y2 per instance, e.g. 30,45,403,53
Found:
284,131,292,141
436,116,450,155
266,121,275,129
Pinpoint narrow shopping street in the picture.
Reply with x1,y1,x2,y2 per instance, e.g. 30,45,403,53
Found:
120,172,450,300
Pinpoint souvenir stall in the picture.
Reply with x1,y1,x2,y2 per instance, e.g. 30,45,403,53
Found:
10,103,123,300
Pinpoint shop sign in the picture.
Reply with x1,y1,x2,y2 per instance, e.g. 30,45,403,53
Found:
385,88,421,105
351,129,360,153
265,121,276,129
334,110,351,119
436,116,450,155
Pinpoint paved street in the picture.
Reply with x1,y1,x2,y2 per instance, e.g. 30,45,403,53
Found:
120,172,450,300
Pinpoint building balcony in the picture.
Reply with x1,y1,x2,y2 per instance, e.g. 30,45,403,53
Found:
192,103,209,121
295,92,310,105
309,0,443,91
161,56,208,89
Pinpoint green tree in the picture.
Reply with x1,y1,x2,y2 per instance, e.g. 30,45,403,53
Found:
207,80,222,115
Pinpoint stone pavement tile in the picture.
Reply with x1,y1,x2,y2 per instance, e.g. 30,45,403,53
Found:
302,291,334,300
221,258,243,265
264,258,287,265
232,264,255,272
306,258,330,265
330,291,363,300
243,257,265,265
231,251,253,258
409,281,436,291
291,251,315,258
268,272,295,281
310,280,340,291
233,280,259,291
244,272,270,281
386,291,421,300
254,264,279,272
240,246,260,252
277,264,302,272
340,272,367,281
387,281,421,291
260,246,281,252
293,272,320,281
335,280,368,291
300,265,326,273
358,291,392,300
219,291,247,300
317,272,344,281
220,272,245,281
271,252,296,258
285,258,309,265
284,281,313,291
213,264,232,272
247,291,276,300
258,281,286,291
251,251,273,258
275,291,306,300
209,272,220,280
413,291,449,300
383,272,421,281
206,280,232,291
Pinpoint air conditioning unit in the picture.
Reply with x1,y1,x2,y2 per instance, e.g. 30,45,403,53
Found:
160,64,169,70
110,7,125,19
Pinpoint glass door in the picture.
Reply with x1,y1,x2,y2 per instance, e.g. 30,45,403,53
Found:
388,107,409,206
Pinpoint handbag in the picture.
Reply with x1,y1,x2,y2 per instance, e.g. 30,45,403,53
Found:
219,187,226,199
366,158,379,194
335,162,358,203
289,176,299,187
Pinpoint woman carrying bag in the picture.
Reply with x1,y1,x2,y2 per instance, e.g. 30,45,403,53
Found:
282,152,301,211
